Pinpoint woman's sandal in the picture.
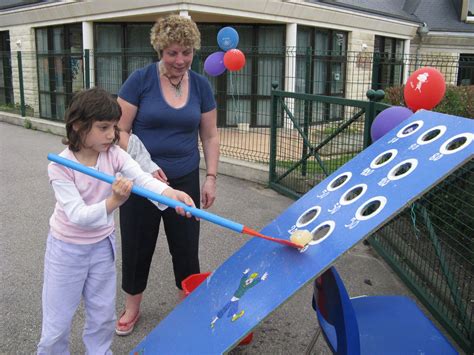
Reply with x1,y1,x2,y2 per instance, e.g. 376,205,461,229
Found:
115,310,140,336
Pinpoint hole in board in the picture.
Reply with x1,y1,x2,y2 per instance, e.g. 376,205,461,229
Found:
327,172,352,191
361,200,381,217
417,125,446,145
370,149,397,169
308,221,335,245
355,196,387,221
296,206,321,227
388,159,418,181
394,162,412,176
397,120,423,138
439,133,473,155
446,137,467,151
340,184,367,205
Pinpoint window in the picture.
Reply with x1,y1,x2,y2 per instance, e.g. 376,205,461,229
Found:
0,31,13,106
296,27,348,122
468,0,474,15
198,24,285,127
0,0,48,10
94,23,156,95
372,36,404,90
467,0,474,22
36,24,82,120
457,54,474,85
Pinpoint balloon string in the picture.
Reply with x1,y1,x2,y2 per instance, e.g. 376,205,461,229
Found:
229,72,241,124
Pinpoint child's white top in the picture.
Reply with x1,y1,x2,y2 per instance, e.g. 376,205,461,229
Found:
48,144,168,245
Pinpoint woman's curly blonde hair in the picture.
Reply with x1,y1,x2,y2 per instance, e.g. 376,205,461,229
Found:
150,15,201,58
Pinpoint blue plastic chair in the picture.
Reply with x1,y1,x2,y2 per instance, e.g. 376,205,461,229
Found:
306,266,457,355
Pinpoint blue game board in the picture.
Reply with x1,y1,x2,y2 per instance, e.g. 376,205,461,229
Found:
131,110,473,354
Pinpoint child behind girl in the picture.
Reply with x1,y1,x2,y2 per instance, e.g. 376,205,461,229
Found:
37,87,195,354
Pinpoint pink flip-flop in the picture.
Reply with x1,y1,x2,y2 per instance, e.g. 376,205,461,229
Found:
115,310,140,336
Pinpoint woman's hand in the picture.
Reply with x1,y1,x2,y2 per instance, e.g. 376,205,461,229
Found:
201,175,216,209
199,108,219,210
152,168,169,184
162,188,196,218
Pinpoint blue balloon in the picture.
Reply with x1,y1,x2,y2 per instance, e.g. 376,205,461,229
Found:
204,51,226,77
217,27,239,51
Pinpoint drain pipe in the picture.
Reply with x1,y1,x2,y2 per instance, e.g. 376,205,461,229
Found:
415,22,429,69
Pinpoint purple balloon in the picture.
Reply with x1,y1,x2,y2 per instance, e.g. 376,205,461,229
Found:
371,106,413,142
204,51,226,77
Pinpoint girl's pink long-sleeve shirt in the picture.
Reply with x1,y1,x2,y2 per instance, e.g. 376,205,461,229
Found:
48,145,168,245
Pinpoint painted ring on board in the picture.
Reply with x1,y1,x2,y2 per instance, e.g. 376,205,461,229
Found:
340,183,368,206
308,220,336,245
370,149,398,169
396,120,424,138
296,206,322,228
355,196,387,221
327,172,352,191
417,125,447,145
387,158,418,181
439,133,473,155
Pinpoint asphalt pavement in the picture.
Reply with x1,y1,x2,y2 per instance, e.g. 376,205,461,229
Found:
0,121,454,354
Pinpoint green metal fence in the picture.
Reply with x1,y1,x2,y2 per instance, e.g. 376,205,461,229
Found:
3,48,473,165
269,87,388,199
269,87,473,353
370,160,473,353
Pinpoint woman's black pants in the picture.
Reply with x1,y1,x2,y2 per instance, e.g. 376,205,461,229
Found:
119,168,201,293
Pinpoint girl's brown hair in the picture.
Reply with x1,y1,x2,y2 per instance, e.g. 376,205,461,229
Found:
63,87,121,152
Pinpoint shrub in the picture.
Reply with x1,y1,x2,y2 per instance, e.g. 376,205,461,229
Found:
382,85,474,118
382,86,405,106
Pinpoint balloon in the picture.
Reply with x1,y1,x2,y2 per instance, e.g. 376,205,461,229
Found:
371,106,413,142
204,51,226,76
223,49,246,71
404,67,446,111
217,27,239,51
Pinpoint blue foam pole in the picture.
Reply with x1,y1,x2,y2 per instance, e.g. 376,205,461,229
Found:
47,153,245,233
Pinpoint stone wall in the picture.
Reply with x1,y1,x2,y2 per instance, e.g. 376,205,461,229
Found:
9,25,40,116
346,30,375,101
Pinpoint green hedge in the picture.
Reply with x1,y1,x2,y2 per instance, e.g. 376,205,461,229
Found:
382,85,474,118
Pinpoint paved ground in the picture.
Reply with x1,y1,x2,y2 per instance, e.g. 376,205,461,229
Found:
0,122,458,354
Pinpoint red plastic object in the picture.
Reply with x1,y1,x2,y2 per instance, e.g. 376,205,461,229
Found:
182,272,212,296
181,273,253,346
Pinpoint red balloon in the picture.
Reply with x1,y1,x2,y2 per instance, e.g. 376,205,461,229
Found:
223,49,246,71
403,67,446,111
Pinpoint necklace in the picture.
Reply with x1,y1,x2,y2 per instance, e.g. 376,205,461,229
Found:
165,74,185,98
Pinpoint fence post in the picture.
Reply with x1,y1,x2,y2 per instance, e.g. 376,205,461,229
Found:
84,49,90,89
269,81,279,185
371,52,381,90
364,89,385,147
302,47,312,177
17,51,26,117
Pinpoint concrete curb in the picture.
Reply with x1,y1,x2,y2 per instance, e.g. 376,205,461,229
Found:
0,111,270,185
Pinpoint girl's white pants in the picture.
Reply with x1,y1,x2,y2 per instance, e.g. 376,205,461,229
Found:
37,233,116,355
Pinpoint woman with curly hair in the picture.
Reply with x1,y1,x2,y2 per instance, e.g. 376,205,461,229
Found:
115,14,219,336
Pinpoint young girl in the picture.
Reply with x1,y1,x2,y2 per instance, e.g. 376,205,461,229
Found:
37,87,195,354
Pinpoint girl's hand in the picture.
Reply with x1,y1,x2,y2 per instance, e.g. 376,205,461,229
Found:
201,175,216,209
162,188,196,219
106,175,133,213
112,175,133,204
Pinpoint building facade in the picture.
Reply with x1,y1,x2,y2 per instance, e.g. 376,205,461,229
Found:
0,0,473,123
